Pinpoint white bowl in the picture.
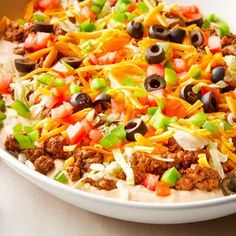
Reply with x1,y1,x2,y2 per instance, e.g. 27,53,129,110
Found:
1,0,236,224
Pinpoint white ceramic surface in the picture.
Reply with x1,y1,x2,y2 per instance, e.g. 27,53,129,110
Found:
1,0,236,224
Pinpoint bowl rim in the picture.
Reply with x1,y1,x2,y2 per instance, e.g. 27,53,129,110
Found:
1,148,236,210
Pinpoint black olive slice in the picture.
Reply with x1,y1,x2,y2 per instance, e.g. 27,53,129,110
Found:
127,20,144,40
211,66,225,83
148,25,169,40
179,84,202,105
14,58,36,73
145,44,165,64
144,74,166,92
186,18,203,27
169,28,186,44
221,176,236,196
125,118,148,141
34,23,54,33
201,91,218,113
61,57,83,69
93,93,111,110
190,30,204,47
70,93,93,112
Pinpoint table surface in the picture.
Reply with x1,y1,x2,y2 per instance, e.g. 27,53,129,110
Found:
0,161,235,236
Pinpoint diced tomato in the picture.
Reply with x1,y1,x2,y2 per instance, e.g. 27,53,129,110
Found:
81,119,93,133
142,174,159,191
51,85,70,104
89,129,103,144
175,5,202,19
98,52,117,65
37,0,61,11
66,121,87,144
0,72,12,94
201,86,221,103
24,32,55,52
172,58,187,73
111,97,125,114
51,102,73,119
208,36,222,54
147,64,165,77
109,0,117,7
80,6,96,21
89,53,99,65
163,99,187,118
155,182,171,197
128,3,137,12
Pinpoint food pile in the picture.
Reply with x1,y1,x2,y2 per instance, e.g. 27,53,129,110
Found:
0,0,236,200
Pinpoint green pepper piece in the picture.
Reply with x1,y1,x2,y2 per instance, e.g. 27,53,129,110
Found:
54,170,68,184
137,2,149,13
148,107,158,116
69,83,80,94
28,130,39,143
164,68,178,86
115,0,131,13
113,12,127,22
0,111,6,121
207,13,220,23
219,22,230,37
161,167,181,187
91,4,101,14
111,125,126,139
0,99,6,111
17,18,25,25
202,120,219,133
37,73,55,85
220,119,232,131
192,69,201,79
94,0,106,7
14,133,34,149
189,112,208,127
11,100,30,118
54,78,65,87
149,108,176,129
126,12,136,21
0,120,3,128
91,78,107,90
99,134,120,147
80,20,96,32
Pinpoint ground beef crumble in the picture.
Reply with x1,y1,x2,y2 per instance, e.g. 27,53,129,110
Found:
34,155,54,175
22,148,45,163
175,164,221,191
4,135,21,154
221,34,236,56
131,139,205,184
66,149,104,182
85,178,117,191
44,135,71,159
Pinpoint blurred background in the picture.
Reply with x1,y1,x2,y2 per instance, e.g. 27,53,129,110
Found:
0,0,28,19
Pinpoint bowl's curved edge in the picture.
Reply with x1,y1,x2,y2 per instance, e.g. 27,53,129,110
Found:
1,149,236,224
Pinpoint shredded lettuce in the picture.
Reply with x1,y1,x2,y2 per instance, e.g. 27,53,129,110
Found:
208,142,227,178
113,149,134,185
173,131,209,151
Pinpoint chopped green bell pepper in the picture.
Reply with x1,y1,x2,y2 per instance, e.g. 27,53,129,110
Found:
189,112,208,127
149,108,176,130
54,170,68,184
11,100,30,118
148,107,158,116
137,2,149,13
219,22,230,37
80,20,96,32
202,120,219,133
69,83,80,94
161,167,181,187
164,68,178,86
37,73,55,85
91,78,107,90
220,119,232,131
